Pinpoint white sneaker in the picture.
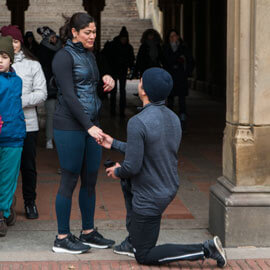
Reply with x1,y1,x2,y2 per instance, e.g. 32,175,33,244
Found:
46,140,53,149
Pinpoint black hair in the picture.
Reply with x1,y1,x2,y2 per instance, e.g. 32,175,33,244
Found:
23,32,39,50
60,12,95,44
165,29,183,44
140,28,162,45
21,43,38,61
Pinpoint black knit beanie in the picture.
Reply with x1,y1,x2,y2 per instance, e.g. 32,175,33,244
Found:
142,68,173,102
119,26,129,38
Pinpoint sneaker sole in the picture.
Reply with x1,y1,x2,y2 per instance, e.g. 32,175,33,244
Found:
213,236,227,268
82,242,114,249
52,246,90,254
113,249,135,258
25,215,39,219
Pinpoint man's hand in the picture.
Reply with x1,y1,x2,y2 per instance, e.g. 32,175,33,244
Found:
106,162,121,180
102,75,115,92
98,133,113,149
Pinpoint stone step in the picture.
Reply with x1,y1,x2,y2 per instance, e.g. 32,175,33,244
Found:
101,0,153,53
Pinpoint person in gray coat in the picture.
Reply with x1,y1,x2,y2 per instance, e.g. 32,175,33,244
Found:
98,67,227,268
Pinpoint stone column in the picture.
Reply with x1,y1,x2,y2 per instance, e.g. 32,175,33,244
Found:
6,0,29,34
183,0,193,48
209,0,270,247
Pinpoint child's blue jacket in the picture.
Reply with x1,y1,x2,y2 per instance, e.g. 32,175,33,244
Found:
0,70,26,147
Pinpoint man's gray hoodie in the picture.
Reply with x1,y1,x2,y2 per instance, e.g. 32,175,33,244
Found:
112,101,182,216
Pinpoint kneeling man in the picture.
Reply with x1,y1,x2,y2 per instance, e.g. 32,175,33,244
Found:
99,67,227,268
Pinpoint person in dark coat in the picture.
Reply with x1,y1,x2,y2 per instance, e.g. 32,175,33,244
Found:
102,26,135,117
23,31,40,57
135,29,163,78
162,29,194,131
37,26,62,149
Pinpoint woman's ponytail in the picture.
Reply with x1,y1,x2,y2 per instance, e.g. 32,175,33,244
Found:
60,15,72,45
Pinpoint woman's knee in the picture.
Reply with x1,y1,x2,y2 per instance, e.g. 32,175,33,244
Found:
58,169,79,198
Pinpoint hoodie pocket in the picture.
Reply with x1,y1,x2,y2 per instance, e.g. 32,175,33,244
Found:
1,113,26,142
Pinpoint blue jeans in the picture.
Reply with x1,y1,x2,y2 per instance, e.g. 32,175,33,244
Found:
54,129,102,234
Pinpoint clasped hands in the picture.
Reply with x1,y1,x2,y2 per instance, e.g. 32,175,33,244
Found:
88,126,120,179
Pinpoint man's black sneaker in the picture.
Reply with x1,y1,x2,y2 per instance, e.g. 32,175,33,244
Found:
25,201,39,219
52,234,91,254
203,236,227,268
113,237,134,257
79,228,115,249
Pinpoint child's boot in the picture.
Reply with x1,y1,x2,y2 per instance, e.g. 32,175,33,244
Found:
0,211,8,237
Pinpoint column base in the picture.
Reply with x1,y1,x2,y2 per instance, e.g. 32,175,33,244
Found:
209,177,270,247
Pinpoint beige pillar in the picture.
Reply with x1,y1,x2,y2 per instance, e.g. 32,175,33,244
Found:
209,0,270,247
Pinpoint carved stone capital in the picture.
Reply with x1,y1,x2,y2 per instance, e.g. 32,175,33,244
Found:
6,0,29,11
234,125,254,144
83,0,105,13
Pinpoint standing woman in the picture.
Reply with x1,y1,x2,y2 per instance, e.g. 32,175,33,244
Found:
51,12,115,254
162,29,194,131
1,25,47,219
135,29,163,78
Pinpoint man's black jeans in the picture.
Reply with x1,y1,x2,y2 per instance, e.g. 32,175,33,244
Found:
120,179,205,266
130,211,205,265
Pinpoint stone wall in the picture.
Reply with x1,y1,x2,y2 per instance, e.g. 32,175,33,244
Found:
25,0,85,42
0,2,11,27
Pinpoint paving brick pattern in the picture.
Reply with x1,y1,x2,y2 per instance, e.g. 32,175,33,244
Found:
1,260,270,270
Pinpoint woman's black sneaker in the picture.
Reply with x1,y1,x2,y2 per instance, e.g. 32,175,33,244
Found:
79,228,115,249
52,234,91,254
113,237,134,257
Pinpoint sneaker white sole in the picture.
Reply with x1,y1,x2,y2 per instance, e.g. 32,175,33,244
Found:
82,242,113,249
213,236,227,268
113,250,135,258
52,246,89,254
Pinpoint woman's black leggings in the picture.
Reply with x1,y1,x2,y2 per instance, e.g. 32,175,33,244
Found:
54,129,102,234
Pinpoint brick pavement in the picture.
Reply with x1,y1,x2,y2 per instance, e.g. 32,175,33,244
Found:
1,260,270,270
